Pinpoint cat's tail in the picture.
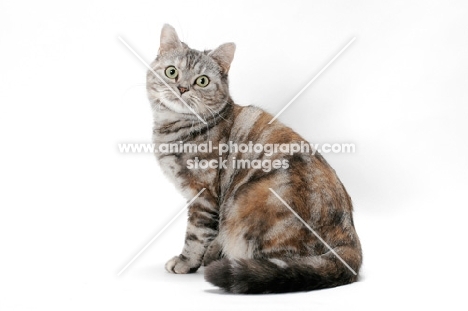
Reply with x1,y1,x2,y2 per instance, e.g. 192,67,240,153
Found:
204,253,361,294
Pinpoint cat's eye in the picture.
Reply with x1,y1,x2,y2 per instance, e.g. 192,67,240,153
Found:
195,75,210,87
165,66,178,79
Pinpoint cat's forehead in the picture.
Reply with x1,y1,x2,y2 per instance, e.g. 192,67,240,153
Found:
159,48,220,74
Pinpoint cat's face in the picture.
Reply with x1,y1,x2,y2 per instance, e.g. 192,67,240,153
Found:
147,24,235,120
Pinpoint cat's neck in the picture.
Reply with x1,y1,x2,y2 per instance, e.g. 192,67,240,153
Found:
152,100,236,142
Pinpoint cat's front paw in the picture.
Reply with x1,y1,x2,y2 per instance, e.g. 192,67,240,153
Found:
165,255,199,274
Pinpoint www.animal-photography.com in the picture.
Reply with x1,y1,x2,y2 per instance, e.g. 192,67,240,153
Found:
1,1,467,310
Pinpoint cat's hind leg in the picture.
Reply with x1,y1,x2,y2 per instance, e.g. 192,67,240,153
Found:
203,237,224,266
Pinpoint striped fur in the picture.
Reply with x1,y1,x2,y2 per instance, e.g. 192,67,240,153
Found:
147,24,362,294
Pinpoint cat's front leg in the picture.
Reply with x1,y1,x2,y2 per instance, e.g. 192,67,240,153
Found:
165,192,219,274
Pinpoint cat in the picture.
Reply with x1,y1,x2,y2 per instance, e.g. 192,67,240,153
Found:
146,24,362,294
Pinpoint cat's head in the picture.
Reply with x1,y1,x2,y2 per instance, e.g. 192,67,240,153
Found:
147,24,235,121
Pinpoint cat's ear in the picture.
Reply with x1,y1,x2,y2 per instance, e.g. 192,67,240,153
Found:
159,24,183,55
209,43,236,74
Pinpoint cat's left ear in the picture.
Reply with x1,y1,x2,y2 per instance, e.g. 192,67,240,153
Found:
209,43,236,74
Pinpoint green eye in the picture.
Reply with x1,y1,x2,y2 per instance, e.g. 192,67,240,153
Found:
165,66,178,79
195,75,210,87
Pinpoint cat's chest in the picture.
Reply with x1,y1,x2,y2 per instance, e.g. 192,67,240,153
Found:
152,117,231,197
157,152,218,180
154,138,221,199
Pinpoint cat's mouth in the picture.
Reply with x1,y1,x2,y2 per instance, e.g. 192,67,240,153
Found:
161,94,199,114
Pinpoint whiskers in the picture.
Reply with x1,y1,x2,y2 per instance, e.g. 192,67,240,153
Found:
188,94,226,123
205,104,227,122
149,87,229,140
187,95,209,137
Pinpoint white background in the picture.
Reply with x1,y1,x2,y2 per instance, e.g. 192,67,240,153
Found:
1,0,467,310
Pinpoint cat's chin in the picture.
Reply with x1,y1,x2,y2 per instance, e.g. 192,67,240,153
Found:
161,98,199,115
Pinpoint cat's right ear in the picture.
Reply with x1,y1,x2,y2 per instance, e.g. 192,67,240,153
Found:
159,24,182,55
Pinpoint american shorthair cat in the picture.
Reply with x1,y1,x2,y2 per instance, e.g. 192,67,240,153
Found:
146,24,362,294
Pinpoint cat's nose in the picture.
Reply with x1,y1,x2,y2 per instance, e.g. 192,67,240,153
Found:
177,86,189,95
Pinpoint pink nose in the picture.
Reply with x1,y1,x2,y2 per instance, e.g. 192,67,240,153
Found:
177,86,189,94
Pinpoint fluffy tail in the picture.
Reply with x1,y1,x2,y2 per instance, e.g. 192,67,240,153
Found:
204,257,359,294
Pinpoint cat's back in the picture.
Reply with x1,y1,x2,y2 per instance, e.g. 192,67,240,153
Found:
229,104,303,143
225,103,353,215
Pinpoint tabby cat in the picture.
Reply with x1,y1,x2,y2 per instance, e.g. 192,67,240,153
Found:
146,24,362,294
